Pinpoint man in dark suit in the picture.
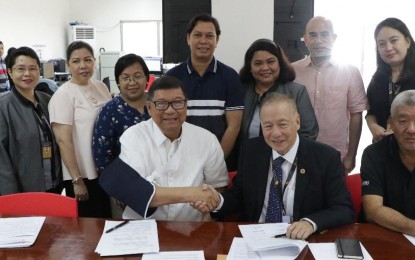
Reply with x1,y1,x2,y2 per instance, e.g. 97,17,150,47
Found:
210,93,354,240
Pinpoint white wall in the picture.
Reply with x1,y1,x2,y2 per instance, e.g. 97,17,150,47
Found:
0,0,272,72
213,0,274,70
0,0,162,60
68,0,162,54
1,0,70,60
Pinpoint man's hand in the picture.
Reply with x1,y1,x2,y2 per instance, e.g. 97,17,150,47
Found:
286,220,314,240
342,154,356,175
188,184,220,213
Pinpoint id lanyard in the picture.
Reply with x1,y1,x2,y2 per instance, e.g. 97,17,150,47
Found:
280,156,298,216
34,107,56,181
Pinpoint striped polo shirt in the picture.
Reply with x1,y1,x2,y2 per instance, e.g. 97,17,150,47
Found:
0,58,8,92
166,57,244,141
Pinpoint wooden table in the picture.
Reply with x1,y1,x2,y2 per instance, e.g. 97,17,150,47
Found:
0,216,414,259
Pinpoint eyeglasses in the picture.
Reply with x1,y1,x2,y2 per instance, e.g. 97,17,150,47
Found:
11,67,40,74
150,99,187,111
120,75,146,84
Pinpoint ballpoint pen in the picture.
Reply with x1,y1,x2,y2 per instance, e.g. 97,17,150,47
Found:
272,233,286,238
105,220,130,233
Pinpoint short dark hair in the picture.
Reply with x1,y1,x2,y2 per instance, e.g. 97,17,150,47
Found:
114,54,150,85
6,46,40,68
239,39,295,85
147,75,186,101
66,41,94,61
374,17,415,83
187,13,221,37
5,47,17,65
0,41,3,45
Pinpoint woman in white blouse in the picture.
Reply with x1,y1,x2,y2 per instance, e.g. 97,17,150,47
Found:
49,41,112,218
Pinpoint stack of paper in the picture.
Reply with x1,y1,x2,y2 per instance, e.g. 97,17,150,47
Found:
95,219,159,256
0,217,45,248
142,250,205,260
227,223,307,259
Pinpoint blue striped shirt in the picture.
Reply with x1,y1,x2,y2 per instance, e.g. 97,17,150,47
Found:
166,57,244,141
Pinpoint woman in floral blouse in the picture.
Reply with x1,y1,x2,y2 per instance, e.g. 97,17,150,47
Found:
93,54,151,173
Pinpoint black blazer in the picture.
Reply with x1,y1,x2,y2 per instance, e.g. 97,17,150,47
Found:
218,136,354,232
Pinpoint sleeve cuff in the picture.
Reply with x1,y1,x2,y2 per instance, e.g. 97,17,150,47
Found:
212,193,224,212
301,217,318,232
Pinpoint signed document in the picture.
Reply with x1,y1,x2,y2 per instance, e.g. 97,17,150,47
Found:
95,219,159,256
142,250,205,260
0,217,45,248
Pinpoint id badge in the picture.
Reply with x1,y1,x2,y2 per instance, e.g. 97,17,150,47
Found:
42,142,52,159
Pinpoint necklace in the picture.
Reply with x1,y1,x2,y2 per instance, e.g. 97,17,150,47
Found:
72,79,98,104
83,84,97,104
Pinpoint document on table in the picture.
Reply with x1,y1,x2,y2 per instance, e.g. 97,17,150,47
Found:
95,219,159,256
142,250,205,260
0,216,45,248
308,242,373,260
404,234,415,246
227,237,306,260
238,223,307,255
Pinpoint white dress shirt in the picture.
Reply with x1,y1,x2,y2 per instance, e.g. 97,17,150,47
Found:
259,134,299,222
120,119,228,221
259,134,317,230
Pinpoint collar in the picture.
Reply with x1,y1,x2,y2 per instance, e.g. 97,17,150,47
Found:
151,119,183,147
186,56,217,75
272,134,299,164
304,55,334,68
12,87,39,108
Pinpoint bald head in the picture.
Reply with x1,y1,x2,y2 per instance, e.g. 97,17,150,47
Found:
306,16,334,34
304,16,337,62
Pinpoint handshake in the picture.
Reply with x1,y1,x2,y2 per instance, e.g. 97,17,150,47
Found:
187,184,222,213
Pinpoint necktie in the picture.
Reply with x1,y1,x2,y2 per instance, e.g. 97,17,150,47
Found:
265,156,285,223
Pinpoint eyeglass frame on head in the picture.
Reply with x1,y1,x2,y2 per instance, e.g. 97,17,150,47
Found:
120,75,147,84
149,99,187,111
11,66,41,74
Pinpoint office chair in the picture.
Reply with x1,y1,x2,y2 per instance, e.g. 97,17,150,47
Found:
102,76,111,92
145,75,156,92
0,192,78,217
224,171,239,221
227,171,237,189
346,173,362,222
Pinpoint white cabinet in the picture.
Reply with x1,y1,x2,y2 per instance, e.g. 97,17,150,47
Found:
99,52,122,93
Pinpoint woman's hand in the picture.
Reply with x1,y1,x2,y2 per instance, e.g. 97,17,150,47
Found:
73,179,89,201
369,123,392,142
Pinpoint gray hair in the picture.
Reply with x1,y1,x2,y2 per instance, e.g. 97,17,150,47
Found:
259,92,298,115
391,90,415,116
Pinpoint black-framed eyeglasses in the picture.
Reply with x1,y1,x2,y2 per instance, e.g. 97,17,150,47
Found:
150,99,187,111
120,75,146,84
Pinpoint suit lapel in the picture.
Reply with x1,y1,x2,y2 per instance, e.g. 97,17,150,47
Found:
254,138,273,218
293,137,312,221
